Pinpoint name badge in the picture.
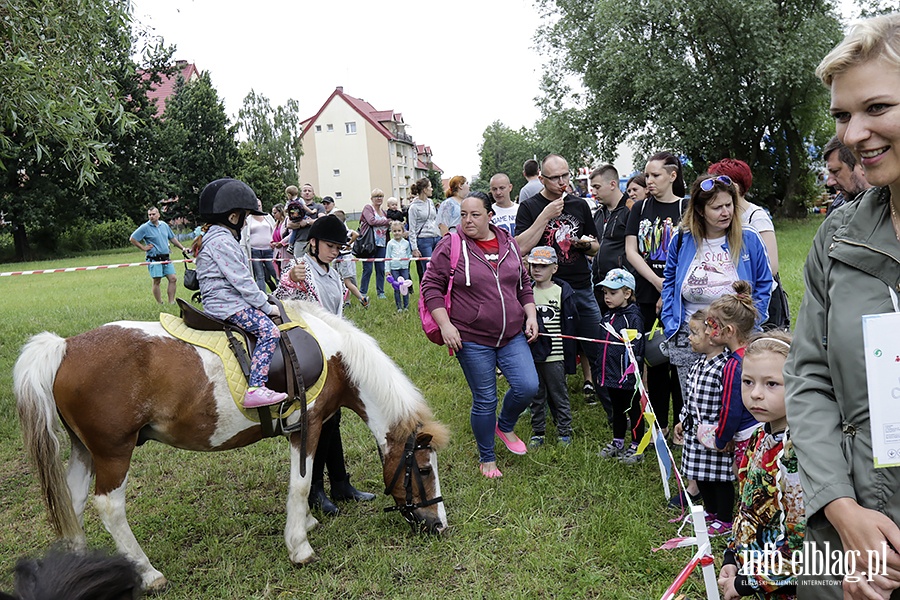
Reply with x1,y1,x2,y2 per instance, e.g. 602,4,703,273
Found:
862,312,900,467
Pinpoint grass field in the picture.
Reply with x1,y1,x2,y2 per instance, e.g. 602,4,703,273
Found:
0,215,822,599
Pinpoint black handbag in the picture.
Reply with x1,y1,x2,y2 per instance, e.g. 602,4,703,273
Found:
352,226,376,258
183,259,199,291
762,273,790,331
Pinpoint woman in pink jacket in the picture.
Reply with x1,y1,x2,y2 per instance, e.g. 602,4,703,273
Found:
422,194,539,480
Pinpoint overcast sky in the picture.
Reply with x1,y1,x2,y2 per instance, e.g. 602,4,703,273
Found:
131,0,550,179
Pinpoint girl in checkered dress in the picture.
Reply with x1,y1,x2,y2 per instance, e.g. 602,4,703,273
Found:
674,308,735,535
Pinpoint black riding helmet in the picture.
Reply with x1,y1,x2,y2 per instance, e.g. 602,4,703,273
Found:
199,178,264,233
308,215,347,245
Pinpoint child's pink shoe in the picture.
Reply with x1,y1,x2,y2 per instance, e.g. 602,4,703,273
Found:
243,386,288,408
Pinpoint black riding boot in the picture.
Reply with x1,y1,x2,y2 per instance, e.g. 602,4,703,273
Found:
309,481,339,515
331,475,376,502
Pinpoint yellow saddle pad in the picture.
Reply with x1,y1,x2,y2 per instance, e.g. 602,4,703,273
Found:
160,311,326,422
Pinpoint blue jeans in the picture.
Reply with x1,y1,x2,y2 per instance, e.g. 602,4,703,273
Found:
360,245,386,295
251,248,277,292
414,236,440,280
570,286,602,378
390,267,410,309
455,333,539,463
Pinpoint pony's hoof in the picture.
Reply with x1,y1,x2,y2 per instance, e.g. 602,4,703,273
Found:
144,575,168,595
291,552,318,566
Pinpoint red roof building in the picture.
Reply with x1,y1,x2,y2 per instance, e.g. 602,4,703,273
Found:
297,86,441,213
142,60,201,118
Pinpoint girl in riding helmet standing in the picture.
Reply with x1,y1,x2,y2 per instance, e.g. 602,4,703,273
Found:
192,178,287,409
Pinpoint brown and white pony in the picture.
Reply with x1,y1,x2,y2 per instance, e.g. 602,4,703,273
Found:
13,300,449,592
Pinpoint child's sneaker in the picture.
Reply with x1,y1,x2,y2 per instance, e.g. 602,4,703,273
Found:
599,442,625,458
667,490,703,510
619,445,644,464
243,386,288,408
707,519,733,537
360,296,369,308
558,435,572,446
529,435,544,448
583,381,598,405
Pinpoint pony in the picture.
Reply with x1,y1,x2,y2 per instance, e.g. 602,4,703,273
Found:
13,300,449,592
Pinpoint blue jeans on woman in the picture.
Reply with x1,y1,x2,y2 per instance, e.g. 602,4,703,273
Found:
455,333,539,463
251,248,277,291
360,245,386,296
414,236,440,281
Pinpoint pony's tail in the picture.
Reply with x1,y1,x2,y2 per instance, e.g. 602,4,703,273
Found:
13,332,81,540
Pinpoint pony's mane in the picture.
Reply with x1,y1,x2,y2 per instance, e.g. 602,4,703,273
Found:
286,300,435,439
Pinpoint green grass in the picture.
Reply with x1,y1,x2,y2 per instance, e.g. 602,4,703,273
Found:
0,217,824,599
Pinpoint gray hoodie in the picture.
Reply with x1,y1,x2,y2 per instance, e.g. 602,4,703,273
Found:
196,224,271,320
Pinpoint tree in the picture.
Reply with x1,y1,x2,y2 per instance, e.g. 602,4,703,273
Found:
162,72,240,225
477,121,534,196
427,169,445,202
535,0,844,215
235,91,302,206
0,0,137,259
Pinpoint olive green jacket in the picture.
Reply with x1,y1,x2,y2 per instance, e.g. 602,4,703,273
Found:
785,186,900,597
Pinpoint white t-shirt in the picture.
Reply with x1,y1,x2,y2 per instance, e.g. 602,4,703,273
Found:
491,203,519,236
741,202,774,234
681,235,739,319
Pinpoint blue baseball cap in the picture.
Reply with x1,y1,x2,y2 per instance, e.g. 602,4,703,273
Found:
599,268,636,291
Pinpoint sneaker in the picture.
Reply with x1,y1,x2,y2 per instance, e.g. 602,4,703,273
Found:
707,519,733,537
377,293,386,299
529,435,545,448
583,381,598,406
619,445,644,464
360,296,369,308
599,442,625,458
343,301,351,310
243,386,288,409
397,308,403,313
558,435,572,446
667,491,703,510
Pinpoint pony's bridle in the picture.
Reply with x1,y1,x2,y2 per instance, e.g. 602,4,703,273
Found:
383,430,443,532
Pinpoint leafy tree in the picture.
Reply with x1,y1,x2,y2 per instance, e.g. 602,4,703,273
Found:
162,72,240,225
427,169,445,203
0,0,137,258
477,121,534,196
535,0,844,215
235,91,302,207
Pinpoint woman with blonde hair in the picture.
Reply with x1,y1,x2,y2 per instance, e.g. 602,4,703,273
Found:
786,14,900,599
437,175,469,236
358,188,392,299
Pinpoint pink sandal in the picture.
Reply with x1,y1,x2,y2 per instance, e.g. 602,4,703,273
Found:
479,463,503,479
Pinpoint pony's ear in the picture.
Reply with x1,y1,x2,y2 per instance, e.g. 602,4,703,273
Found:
417,432,433,446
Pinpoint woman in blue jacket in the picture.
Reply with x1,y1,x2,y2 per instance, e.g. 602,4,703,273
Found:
661,174,773,400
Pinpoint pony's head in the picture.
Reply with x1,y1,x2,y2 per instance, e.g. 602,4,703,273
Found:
382,417,450,534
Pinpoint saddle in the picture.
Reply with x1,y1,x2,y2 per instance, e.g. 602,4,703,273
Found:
176,298,324,455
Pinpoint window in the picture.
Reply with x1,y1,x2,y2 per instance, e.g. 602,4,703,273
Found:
345,122,356,134
333,169,340,177
315,125,322,132
326,123,334,132
335,192,342,199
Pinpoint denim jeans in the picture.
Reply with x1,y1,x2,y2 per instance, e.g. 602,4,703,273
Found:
455,333,539,463
251,248,277,292
360,245,386,295
414,235,440,281
390,267,410,310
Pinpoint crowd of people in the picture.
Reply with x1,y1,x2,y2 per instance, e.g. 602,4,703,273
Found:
118,12,900,598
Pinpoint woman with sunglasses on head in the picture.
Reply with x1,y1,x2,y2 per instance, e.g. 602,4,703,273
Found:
661,174,772,404
786,15,900,599
624,151,689,445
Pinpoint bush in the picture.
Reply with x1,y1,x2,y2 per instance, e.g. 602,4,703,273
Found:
58,218,137,254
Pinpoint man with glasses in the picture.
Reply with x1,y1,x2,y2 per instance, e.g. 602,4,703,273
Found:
129,206,190,304
516,154,609,418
